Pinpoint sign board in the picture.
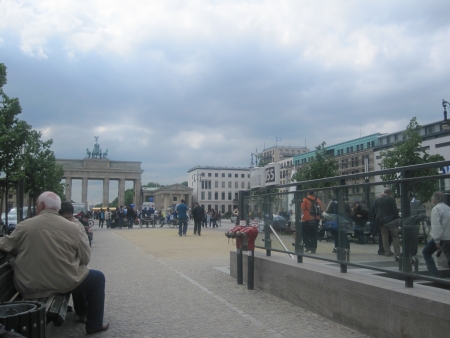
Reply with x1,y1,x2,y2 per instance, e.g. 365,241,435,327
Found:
264,163,280,186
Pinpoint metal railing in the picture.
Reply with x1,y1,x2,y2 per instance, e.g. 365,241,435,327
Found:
240,160,450,288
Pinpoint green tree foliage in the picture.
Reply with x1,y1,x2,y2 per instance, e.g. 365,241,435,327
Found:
0,64,30,216
0,64,64,217
291,142,339,188
24,130,65,206
109,188,135,208
379,117,444,202
180,181,188,186
255,153,271,167
143,182,165,188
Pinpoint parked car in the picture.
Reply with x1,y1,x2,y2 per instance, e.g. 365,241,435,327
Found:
1,207,33,237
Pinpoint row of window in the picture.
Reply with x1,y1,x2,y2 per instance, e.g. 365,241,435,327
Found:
201,181,248,189
200,192,239,201
202,172,250,178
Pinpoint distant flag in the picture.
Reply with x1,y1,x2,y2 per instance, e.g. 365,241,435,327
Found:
276,137,281,142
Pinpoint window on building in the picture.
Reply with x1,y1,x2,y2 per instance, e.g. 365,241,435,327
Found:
241,174,245,178
228,173,232,177
222,182,225,188
201,192,205,199
241,182,245,188
248,174,250,178
215,192,218,200
235,193,238,200
201,181,211,189
221,205,225,213
214,204,218,211
235,174,238,178
208,204,211,211
215,173,218,177
208,173,211,177
228,205,232,212
221,192,225,200
215,181,218,188
228,182,232,188
173,197,177,201
201,173,205,176
208,192,211,200
235,182,238,188
222,173,225,177
350,146,353,152
228,192,232,200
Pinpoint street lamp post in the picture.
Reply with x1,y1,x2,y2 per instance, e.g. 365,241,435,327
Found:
250,149,259,168
192,174,202,205
442,99,450,130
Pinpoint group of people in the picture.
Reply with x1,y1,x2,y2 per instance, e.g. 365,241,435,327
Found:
300,188,450,277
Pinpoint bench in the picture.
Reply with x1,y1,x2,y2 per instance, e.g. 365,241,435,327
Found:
0,251,70,337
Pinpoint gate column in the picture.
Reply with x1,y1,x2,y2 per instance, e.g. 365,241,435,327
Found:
118,178,125,207
82,178,88,209
102,178,109,207
65,177,72,202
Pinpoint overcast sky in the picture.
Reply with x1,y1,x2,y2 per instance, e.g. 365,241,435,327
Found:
1,0,450,205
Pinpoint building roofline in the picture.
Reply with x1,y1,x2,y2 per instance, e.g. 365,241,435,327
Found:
187,165,250,173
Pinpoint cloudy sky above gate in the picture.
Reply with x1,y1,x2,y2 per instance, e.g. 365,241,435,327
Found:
1,0,450,205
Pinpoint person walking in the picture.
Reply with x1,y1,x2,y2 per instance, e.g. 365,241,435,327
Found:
98,208,105,228
176,199,189,237
422,191,450,277
105,208,112,228
375,188,400,257
192,203,204,235
301,191,323,254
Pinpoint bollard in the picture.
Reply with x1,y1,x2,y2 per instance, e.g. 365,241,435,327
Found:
237,248,243,285
248,250,254,290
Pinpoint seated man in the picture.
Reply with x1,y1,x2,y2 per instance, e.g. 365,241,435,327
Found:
0,192,109,335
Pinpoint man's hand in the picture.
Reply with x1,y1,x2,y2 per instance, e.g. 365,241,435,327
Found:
436,242,441,249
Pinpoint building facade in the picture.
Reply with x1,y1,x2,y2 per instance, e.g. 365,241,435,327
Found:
373,119,450,195
261,145,309,164
292,134,381,202
188,166,251,213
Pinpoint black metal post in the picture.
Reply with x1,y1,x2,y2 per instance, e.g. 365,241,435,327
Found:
237,248,243,285
294,187,303,263
247,250,254,290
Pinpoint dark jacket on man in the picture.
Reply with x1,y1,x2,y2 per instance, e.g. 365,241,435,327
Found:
192,205,204,222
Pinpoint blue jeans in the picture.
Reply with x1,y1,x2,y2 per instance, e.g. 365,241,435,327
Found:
71,269,105,330
178,218,188,235
422,238,439,277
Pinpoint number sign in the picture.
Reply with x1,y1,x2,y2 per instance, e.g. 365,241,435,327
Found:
265,167,276,184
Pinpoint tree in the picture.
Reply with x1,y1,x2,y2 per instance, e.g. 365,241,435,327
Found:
291,142,339,188
180,181,188,186
24,130,65,210
0,64,30,220
109,188,135,208
379,117,444,202
143,182,164,188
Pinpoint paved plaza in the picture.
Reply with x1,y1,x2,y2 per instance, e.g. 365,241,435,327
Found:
50,220,369,338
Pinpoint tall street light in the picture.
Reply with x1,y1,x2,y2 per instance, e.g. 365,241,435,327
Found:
442,99,450,130
192,174,202,205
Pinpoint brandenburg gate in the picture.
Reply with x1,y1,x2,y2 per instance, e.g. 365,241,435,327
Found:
56,138,143,208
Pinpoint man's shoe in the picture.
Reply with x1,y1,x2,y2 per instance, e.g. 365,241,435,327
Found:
385,252,393,257
78,315,87,323
86,323,109,335
304,248,310,253
198,233,201,236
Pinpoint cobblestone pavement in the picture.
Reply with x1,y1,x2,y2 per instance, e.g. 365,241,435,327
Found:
50,221,370,338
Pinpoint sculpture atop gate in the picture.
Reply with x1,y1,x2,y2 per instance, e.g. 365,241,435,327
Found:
86,137,108,159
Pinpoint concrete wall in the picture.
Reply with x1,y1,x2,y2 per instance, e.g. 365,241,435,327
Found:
230,251,450,338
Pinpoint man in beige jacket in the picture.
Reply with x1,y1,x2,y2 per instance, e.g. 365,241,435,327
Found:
0,191,109,335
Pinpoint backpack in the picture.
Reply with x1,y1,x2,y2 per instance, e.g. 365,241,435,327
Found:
306,197,321,217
